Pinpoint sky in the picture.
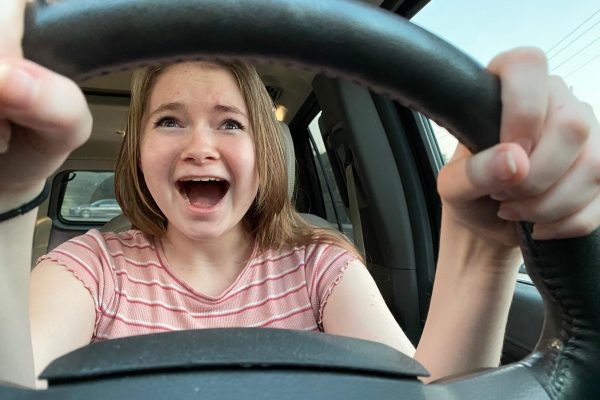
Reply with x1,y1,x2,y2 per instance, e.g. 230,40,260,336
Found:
411,0,600,159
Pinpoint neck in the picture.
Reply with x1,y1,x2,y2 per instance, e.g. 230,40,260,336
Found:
160,223,254,279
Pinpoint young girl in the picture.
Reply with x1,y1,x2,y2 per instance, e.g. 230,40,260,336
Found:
1,0,599,390
34,61,370,345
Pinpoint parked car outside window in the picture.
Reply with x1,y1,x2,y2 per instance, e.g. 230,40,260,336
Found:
59,171,121,223
68,198,121,219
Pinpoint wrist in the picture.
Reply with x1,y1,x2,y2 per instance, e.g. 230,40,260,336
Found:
0,181,47,215
439,211,522,277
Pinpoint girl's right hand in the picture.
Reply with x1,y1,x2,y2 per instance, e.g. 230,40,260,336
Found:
0,0,92,211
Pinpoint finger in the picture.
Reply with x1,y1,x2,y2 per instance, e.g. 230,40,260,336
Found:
498,146,600,223
0,59,92,153
0,0,29,58
488,47,549,154
437,142,529,205
504,77,591,199
532,192,600,240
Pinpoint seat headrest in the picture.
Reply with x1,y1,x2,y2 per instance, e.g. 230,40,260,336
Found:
279,122,295,200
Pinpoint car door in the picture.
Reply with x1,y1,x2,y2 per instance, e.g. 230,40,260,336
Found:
289,0,578,358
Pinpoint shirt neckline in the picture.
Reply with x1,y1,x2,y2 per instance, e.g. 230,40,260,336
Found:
153,236,259,302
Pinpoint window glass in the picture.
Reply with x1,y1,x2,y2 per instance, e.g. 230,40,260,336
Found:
429,120,458,164
60,171,122,223
307,112,353,239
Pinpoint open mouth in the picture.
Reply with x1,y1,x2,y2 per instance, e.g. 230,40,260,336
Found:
176,178,230,209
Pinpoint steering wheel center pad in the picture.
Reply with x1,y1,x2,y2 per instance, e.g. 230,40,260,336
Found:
11,0,600,399
40,328,428,383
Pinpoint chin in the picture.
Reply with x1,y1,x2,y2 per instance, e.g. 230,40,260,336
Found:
182,225,229,242
170,217,242,242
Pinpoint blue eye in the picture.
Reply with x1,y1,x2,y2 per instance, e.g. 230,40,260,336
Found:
155,117,180,128
221,119,245,130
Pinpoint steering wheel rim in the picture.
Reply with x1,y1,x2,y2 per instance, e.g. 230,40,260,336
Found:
10,0,600,399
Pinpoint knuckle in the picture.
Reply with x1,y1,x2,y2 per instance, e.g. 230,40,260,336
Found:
511,47,548,65
489,47,547,74
555,106,591,145
511,105,543,132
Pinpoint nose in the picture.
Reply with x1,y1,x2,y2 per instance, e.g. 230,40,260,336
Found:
180,127,220,163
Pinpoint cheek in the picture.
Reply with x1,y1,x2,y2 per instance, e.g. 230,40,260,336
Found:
231,140,258,182
232,141,259,202
140,135,173,174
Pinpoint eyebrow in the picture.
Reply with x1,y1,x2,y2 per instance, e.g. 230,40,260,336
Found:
148,102,187,119
147,102,247,119
213,104,247,119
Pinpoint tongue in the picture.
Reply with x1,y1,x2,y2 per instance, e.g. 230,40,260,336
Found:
186,182,224,208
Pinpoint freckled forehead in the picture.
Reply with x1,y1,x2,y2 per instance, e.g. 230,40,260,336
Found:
149,62,247,111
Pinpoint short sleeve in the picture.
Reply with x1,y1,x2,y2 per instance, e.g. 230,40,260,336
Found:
35,229,116,336
304,243,358,330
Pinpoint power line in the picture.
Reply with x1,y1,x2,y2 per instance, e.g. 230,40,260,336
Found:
565,50,600,78
548,18,600,60
546,7,600,54
551,33,600,72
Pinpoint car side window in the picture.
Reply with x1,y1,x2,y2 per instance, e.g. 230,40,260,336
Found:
424,119,532,282
307,112,354,239
429,120,458,164
59,171,122,224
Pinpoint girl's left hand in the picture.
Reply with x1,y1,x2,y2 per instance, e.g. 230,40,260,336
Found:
437,47,600,248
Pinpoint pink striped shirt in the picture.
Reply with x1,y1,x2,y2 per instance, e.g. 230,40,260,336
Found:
37,229,356,342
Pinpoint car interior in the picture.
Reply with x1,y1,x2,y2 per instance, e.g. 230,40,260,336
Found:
2,0,598,398
31,0,543,359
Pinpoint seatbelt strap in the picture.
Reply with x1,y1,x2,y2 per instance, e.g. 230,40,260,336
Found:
345,164,365,255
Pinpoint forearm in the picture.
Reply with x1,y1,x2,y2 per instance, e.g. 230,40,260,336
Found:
414,214,521,382
0,190,40,388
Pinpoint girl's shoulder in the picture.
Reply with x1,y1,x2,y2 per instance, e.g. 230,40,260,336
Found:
46,228,156,262
255,241,355,270
98,229,156,252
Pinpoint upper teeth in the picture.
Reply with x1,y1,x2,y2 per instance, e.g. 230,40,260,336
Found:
183,177,222,182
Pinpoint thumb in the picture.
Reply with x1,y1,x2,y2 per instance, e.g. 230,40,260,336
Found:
438,143,529,205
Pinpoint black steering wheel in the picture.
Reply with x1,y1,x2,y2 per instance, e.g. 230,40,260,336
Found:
3,0,598,399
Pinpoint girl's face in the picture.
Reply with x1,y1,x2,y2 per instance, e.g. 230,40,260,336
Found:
140,62,259,242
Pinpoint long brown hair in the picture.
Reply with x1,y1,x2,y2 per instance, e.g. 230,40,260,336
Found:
114,61,362,260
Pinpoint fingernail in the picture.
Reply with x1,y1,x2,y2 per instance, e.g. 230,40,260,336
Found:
497,150,517,181
506,150,517,174
497,206,520,221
